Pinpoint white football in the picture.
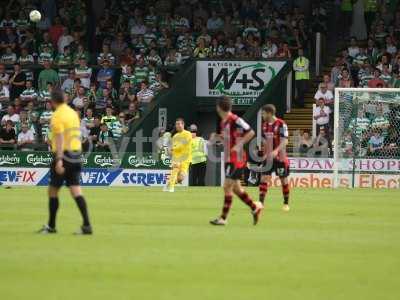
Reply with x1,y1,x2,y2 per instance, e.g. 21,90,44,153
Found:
29,10,42,22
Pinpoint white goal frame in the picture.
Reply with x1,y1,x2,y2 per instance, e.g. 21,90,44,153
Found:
333,88,400,188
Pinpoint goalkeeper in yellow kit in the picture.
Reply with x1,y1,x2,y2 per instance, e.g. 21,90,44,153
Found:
164,118,192,192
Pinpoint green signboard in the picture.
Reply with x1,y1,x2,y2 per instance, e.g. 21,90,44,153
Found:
0,151,171,169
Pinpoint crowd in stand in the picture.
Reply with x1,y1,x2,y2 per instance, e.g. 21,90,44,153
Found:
310,0,400,158
0,0,327,151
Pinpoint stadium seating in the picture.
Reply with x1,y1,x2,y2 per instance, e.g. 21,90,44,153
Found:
308,0,400,159
5,0,399,160
0,0,327,152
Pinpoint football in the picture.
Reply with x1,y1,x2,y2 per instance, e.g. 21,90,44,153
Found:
29,10,41,22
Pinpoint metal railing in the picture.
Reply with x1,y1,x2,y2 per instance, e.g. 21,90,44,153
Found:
315,32,322,76
312,103,317,138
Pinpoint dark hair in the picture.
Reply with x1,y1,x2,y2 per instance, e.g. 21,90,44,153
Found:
176,117,185,123
262,104,276,115
51,89,64,104
217,96,232,112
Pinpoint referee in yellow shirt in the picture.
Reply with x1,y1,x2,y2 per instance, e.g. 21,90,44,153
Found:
164,118,192,192
38,89,92,235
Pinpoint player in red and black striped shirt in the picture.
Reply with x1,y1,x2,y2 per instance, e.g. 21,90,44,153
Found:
259,104,291,211
210,97,263,226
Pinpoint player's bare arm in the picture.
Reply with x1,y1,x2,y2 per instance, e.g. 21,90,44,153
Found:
271,136,288,158
232,129,255,153
54,133,65,175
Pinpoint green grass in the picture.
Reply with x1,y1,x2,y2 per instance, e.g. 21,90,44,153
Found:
0,187,399,300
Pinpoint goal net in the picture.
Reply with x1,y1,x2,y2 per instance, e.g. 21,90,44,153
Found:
333,88,400,188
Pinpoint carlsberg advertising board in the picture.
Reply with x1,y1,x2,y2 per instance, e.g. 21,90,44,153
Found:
196,61,286,105
0,151,171,169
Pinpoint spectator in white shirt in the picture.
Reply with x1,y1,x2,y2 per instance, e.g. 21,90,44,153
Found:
0,63,10,86
348,37,360,58
262,39,278,58
164,49,182,67
61,70,75,92
314,83,334,106
137,80,154,110
319,74,335,92
97,44,115,65
0,14,16,28
368,129,384,156
130,18,147,36
376,54,392,73
207,11,223,31
313,98,331,135
0,81,10,107
1,105,20,126
57,26,74,54
1,46,17,64
72,86,88,109
173,14,190,32
385,36,397,56
17,123,35,150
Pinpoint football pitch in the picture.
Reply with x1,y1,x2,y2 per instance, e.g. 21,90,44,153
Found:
0,187,399,300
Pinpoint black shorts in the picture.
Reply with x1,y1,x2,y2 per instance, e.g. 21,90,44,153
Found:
224,163,244,180
50,152,82,188
262,159,290,178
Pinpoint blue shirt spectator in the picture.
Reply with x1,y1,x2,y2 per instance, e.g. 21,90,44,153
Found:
96,61,115,89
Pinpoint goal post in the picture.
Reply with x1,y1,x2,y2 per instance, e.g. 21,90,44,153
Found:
333,88,400,188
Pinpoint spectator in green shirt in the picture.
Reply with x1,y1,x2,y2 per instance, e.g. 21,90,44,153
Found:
101,106,117,127
111,112,129,139
20,80,38,104
73,44,90,65
134,57,149,84
389,70,400,88
38,46,54,66
38,61,59,91
38,32,54,55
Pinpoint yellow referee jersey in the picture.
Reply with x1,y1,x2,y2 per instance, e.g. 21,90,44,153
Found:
172,129,192,163
50,103,82,152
